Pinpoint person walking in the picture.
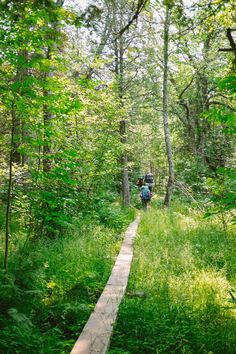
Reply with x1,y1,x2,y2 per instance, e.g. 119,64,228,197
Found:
136,176,144,188
140,184,151,210
144,172,154,192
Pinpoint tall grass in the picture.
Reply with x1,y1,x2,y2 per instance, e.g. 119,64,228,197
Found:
109,204,236,354
0,205,136,354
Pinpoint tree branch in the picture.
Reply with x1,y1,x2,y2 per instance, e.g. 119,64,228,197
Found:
208,100,235,110
116,0,148,38
178,75,195,100
219,28,236,65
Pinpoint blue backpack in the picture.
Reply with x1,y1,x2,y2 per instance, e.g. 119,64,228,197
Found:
141,186,151,200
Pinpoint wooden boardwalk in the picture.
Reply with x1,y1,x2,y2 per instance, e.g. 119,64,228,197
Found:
70,217,140,354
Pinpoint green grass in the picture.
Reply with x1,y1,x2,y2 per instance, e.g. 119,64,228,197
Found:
109,204,236,354
0,205,136,354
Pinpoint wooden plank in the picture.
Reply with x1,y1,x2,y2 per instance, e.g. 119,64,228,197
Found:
70,217,140,354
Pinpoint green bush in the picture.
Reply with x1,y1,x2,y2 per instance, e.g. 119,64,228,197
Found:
0,203,134,354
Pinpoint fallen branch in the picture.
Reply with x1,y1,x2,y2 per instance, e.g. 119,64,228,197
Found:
174,180,204,210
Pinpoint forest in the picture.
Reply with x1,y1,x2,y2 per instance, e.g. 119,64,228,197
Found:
0,0,235,353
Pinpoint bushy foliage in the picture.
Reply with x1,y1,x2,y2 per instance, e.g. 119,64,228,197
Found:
203,74,236,224
0,203,134,353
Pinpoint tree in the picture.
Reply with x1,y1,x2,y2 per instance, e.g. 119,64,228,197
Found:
0,0,72,264
162,4,175,207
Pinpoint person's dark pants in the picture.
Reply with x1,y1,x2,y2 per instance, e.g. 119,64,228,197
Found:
142,199,147,210
141,198,150,210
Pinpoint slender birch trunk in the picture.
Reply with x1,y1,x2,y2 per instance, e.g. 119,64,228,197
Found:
163,6,175,207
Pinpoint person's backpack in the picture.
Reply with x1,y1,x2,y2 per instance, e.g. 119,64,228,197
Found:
144,173,154,184
141,186,151,200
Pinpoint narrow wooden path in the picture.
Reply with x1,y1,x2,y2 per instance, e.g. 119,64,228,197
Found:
70,216,141,354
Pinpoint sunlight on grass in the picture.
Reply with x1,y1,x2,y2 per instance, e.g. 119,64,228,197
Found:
109,205,236,354
169,270,229,310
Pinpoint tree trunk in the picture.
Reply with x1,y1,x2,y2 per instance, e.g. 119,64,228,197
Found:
12,50,29,164
42,1,65,172
4,105,15,271
162,6,175,208
42,48,53,173
115,32,130,206
120,120,130,206
21,119,29,166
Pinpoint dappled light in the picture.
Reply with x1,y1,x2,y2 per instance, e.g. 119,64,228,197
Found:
0,0,235,353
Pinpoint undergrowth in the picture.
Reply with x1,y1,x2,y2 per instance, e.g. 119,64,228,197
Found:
0,204,135,354
109,203,236,354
